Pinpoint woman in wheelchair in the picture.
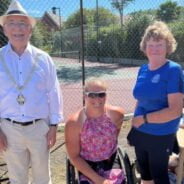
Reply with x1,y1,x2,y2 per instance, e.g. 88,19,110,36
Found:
65,78,125,184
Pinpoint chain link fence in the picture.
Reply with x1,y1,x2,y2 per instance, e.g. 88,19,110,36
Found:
0,0,184,119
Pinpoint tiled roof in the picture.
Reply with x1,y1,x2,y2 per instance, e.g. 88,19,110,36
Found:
42,11,62,29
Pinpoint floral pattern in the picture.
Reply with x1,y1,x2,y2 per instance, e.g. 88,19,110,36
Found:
80,114,118,161
79,114,125,183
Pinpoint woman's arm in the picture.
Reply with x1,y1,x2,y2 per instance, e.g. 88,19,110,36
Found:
108,105,124,133
64,114,109,184
146,93,183,123
132,93,183,127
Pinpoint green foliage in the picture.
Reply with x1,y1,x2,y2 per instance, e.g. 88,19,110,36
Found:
130,9,156,18
0,0,10,47
51,3,184,62
98,26,119,57
59,27,81,52
100,27,126,57
92,7,118,27
64,9,91,28
169,21,184,62
51,31,62,55
111,0,135,11
0,0,10,15
85,12,152,59
31,21,52,53
124,12,153,59
64,8,117,28
180,7,184,21
156,1,181,22
110,0,135,26
31,22,44,48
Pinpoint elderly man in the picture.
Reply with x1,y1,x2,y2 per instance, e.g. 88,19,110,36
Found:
0,0,63,183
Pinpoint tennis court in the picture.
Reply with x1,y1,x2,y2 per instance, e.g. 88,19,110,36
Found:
54,57,139,120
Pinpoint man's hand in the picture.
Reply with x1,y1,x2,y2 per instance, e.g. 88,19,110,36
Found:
46,126,57,149
0,130,7,152
132,115,144,128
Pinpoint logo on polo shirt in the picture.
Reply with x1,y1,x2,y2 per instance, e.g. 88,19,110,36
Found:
151,74,160,83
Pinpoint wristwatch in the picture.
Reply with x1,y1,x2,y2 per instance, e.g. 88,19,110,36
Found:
143,114,148,124
49,124,58,127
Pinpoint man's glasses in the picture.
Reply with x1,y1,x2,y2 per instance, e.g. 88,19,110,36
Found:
5,22,30,30
85,91,106,99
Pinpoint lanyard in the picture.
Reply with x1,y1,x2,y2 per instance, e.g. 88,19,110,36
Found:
0,52,41,105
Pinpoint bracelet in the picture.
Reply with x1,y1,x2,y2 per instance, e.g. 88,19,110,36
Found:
49,124,58,127
143,114,148,123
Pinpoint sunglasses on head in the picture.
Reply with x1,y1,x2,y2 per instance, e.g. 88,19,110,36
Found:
85,91,106,98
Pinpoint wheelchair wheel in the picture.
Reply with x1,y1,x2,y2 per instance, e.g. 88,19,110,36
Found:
132,160,141,184
117,147,134,184
66,148,135,184
66,157,79,184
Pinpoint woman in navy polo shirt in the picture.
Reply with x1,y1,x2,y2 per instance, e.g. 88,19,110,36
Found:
128,21,184,184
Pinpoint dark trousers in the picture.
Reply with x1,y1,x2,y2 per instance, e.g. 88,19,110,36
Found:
128,128,175,184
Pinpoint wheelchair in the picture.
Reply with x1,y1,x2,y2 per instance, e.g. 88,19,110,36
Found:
66,147,134,184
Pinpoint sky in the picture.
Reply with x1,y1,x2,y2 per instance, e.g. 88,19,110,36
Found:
18,0,184,20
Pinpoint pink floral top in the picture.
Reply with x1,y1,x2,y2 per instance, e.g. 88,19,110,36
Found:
80,114,118,161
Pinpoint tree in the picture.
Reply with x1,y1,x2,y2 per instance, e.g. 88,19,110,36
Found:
169,21,184,62
110,0,134,27
0,0,10,15
64,8,117,28
92,8,118,27
31,21,53,53
180,7,184,20
124,13,152,59
64,9,91,28
156,1,181,22
0,0,10,47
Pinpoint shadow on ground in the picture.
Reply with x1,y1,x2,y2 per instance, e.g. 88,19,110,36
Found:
57,65,122,83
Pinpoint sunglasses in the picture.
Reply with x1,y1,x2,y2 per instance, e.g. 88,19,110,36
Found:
85,91,106,98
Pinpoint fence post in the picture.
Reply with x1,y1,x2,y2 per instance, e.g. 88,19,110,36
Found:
78,50,81,63
80,0,85,106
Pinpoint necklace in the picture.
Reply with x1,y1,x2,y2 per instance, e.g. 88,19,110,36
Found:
0,53,41,105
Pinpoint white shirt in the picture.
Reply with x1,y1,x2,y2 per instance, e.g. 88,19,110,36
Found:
0,43,63,124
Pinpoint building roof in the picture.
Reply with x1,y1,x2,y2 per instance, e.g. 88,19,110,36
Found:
41,11,63,30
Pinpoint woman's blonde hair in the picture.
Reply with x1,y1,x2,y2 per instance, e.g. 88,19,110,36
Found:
84,78,107,92
140,21,177,55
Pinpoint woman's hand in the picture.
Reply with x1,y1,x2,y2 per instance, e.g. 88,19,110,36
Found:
95,177,112,184
102,179,112,184
0,129,7,152
132,115,144,128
